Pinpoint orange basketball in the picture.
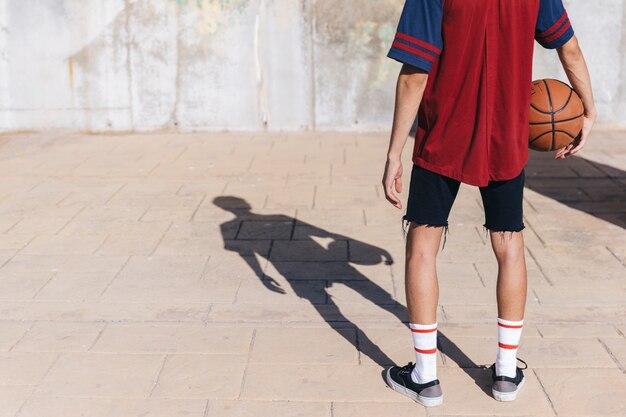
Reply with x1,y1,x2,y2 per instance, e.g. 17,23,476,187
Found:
529,79,584,152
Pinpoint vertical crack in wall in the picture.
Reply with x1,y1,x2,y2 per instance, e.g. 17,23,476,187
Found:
124,0,135,129
0,0,10,128
170,1,181,128
619,0,626,119
255,0,269,130
307,0,317,131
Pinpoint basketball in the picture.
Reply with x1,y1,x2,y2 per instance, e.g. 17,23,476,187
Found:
529,79,584,152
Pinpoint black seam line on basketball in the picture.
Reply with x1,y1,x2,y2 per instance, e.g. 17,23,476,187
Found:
530,103,553,115
529,129,577,145
531,80,576,115
529,112,585,125
542,79,555,151
559,87,574,113
530,103,577,117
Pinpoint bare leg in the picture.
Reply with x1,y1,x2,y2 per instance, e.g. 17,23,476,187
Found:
405,222,445,324
490,231,527,320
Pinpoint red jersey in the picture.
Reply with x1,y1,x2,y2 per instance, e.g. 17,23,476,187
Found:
388,0,575,186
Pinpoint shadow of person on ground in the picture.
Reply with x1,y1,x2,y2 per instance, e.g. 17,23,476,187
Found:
526,152,626,228
214,196,490,395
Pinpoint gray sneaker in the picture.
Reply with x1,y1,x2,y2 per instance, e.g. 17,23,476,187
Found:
490,357,528,401
384,362,443,407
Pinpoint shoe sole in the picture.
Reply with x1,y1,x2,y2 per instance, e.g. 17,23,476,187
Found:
492,375,525,401
384,368,443,407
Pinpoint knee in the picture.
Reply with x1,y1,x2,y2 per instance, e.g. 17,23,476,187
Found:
406,241,440,264
490,231,525,263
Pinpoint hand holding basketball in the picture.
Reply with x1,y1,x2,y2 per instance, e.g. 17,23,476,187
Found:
555,110,597,159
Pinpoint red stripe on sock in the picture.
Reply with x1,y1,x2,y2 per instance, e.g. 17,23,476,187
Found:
498,342,519,349
410,327,437,333
498,322,523,329
415,347,437,354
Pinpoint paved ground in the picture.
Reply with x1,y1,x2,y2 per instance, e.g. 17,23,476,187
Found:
0,131,624,417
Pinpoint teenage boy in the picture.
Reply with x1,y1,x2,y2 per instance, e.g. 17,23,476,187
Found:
382,0,596,406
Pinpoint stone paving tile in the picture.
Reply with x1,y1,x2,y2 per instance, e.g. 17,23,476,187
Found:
0,271,54,299
0,322,32,351
206,303,342,325
265,185,316,209
0,386,33,417
533,287,626,306
13,322,105,352
241,363,401,402
527,245,621,270
0,301,208,322
237,221,293,240
599,338,626,370
292,224,407,246
103,274,239,303
16,398,208,417
34,353,163,398
69,205,146,223
295,208,366,228
314,185,379,209
204,254,264,285
208,300,406,325
325,279,397,305
0,352,58,385
0,234,35,251
606,243,626,264
536,323,622,338
534,368,626,416
250,327,358,364
426,367,555,416
58,219,171,237
6,206,85,235
93,325,254,354
34,271,118,300
207,399,331,417
331,401,427,417
442,304,626,323
439,337,616,369
19,234,107,256
2,255,129,273
270,240,348,262
95,234,165,256
538,229,626,247
262,260,375,281
234,276,327,305
151,354,247,399
539,265,625,286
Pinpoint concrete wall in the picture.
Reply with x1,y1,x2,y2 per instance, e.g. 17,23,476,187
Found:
0,0,624,132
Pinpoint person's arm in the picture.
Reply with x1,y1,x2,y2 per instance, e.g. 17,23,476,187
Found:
555,35,597,159
383,64,429,209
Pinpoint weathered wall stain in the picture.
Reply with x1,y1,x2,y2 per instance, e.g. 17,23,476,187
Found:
173,0,249,35
313,0,405,127
0,0,623,131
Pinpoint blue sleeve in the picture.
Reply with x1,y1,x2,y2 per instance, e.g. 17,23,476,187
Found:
387,0,444,73
535,0,574,49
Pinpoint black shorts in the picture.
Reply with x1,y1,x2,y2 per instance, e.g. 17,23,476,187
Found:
402,164,525,234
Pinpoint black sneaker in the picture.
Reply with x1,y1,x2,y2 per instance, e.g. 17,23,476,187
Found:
490,357,528,401
384,362,443,407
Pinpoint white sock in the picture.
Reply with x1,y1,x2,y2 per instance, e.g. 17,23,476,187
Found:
496,317,524,378
409,322,438,384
